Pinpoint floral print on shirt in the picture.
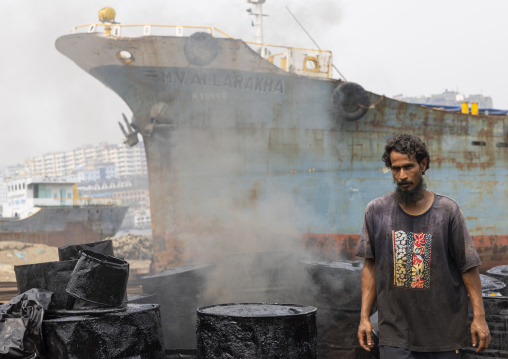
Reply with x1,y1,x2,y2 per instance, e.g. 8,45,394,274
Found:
393,230,432,289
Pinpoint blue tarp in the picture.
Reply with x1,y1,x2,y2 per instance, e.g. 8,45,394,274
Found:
414,103,508,116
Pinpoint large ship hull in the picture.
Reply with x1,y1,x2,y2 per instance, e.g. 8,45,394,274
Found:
0,205,128,247
56,32,508,272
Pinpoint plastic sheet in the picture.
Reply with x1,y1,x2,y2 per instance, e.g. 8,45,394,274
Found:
66,250,129,307
15,260,78,310
197,303,318,359
42,304,165,358
58,239,115,261
0,288,53,358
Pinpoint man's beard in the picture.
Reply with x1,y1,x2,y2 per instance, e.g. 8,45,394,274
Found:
393,177,427,206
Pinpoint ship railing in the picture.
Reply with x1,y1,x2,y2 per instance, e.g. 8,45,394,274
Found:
74,197,121,206
245,42,333,79
71,23,334,79
72,23,234,39
33,198,121,207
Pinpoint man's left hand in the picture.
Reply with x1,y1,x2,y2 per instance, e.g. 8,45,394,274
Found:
470,316,490,353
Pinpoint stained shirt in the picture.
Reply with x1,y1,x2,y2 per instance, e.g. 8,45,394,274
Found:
355,193,482,352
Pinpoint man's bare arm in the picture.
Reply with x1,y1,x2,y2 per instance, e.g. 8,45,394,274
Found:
358,258,376,351
462,267,490,353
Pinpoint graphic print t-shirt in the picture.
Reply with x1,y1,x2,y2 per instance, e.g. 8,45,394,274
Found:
355,193,481,352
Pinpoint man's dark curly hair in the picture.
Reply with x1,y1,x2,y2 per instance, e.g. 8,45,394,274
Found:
382,134,430,173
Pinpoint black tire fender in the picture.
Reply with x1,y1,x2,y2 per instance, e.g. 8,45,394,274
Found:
331,82,370,121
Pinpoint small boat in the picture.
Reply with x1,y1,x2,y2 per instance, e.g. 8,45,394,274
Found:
1,177,127,247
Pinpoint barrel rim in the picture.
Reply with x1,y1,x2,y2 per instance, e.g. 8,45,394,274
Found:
14,259,78,271
197,302,317,317
141,262,216,280
299,259,363,270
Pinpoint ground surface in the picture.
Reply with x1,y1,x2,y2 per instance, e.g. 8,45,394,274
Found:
0,234,152,282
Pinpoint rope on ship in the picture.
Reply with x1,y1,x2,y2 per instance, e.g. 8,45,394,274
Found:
359,95,386,110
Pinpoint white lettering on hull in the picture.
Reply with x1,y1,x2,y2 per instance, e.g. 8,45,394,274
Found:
158,70,285,94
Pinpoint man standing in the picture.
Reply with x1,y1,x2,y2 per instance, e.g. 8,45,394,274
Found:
356,134,490,358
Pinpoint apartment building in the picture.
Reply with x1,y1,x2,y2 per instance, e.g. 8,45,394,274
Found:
24,142,147,178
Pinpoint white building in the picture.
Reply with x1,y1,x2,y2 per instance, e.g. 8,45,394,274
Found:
75,163,116,182
3,177,76,218
0,176,7,211
24,142,147,178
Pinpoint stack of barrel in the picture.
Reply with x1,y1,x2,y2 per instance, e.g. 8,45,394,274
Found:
140,251,315,358
140,263,214,358
139,251,373,358
299,259,376,359
462,267,508,358
13,239,165,358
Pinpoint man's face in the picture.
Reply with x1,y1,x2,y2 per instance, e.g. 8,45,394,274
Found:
389,151,427,191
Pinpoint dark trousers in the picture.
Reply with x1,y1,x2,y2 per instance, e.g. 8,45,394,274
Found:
380,346,462,359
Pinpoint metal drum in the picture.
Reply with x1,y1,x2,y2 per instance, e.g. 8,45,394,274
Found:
462,348,508,358
480,273,506,294
128,293,159,305
197,303,317,359
42,304,165,358
14,260,78,310
299,259,366,359
66,250,129,307
58,239,115,261
486,265,508,294
465,274,508,357
165,349,197,359
141,263,216,350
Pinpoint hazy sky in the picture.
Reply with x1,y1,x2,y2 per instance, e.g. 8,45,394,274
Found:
1,0,507,166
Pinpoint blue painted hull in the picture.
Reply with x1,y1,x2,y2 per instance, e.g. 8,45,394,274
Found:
55,33,508,271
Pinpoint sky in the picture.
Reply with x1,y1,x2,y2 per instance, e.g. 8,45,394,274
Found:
1,0,507,166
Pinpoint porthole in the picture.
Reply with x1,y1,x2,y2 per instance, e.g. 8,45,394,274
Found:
116,50,134,65
303,56,319,72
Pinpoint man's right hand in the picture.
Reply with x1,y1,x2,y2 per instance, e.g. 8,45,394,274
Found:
358,318,375,351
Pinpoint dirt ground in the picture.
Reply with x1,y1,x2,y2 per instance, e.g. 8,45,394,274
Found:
0,235,152,282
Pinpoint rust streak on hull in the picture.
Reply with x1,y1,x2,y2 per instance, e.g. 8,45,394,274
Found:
302,233,508,273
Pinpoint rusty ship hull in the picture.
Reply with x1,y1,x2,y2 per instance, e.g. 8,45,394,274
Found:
0,205,128,247
56,30,508,272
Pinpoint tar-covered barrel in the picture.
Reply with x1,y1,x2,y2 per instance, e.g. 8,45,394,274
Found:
463,274,508,358
165,349,197,358
42,304,165,358
14,260,78,310
141,263,216,350
462,348,508,358
486,265,508,288
58,239,115,261
299,260,374,359
66,250,129,308
196,303,317,359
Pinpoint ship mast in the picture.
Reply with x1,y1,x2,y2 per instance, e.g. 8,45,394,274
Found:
247,0,268,58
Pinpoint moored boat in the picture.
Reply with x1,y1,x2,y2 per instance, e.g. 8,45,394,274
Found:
1,177,127,247
56,4,508,272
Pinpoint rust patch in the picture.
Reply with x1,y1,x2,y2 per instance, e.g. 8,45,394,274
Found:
299,233,508,273
301,233,360,261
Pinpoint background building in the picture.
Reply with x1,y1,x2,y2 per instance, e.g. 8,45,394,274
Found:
398,90,494,108
1,141,151,229
24,142,147,178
